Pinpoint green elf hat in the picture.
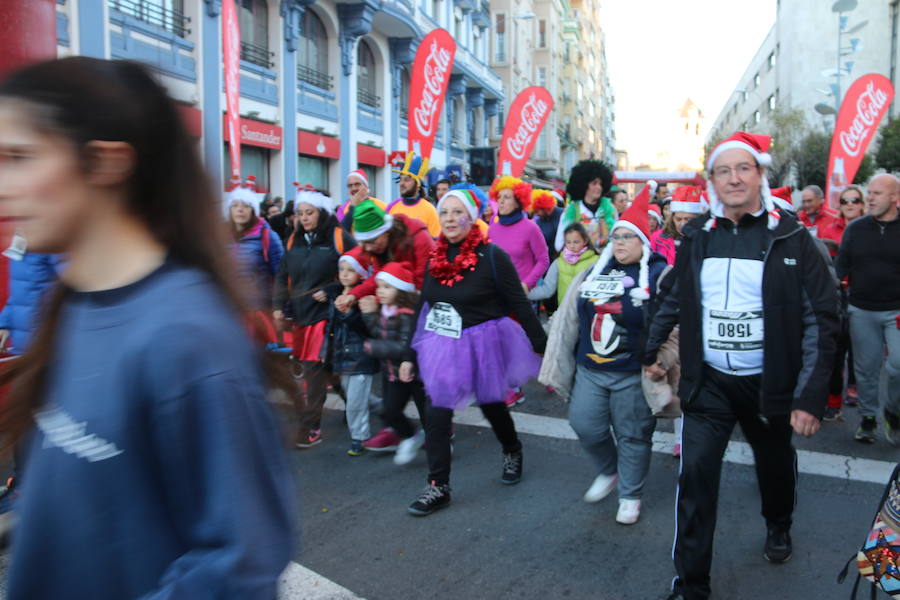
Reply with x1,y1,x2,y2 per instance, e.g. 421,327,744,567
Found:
392,151,431,184
353,198,394,241
438,189,481,221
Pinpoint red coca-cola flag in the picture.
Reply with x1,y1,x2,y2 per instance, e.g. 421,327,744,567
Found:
826,74,894,208
223,0,241,178
497,86,554,177
407,29,456,160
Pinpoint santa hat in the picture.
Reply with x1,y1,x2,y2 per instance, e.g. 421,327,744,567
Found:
375,261,416,292
532,189,557,214
339,246,372,280
770,186,795,212
225,173,261,209
648,203,664,227
705,131,779,229
582,182,655,304
552,188,566,206
347,169,369,188
670,185,707,214
438,189,482,222
295,183,334,215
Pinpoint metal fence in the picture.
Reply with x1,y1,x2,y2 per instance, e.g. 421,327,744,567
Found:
108,0,190,37
297,65,333,90
241,41,275,69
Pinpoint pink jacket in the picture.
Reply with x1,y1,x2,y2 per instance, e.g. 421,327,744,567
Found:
650,230,677,266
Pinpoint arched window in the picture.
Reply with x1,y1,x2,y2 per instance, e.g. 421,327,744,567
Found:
239,0,272,68
357,40,380,108
299,9,331,89
400,67,411,120
452,97,464,144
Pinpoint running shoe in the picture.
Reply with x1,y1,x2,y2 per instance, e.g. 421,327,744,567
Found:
583,473,618,503
394,430,425,466
823,406,844,422
347,440,366,456
845,385,859,406
407,481,451,516
764,526,792,563
363,427,400,452
296,429,322,449
616,499,641,525
855,416,877,444
672,443,681,458
504,390,525,408
501,450,523,485
884,409,900,446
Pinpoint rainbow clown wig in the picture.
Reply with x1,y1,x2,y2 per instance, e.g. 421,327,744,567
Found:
531,189,557,215
489,176,534,212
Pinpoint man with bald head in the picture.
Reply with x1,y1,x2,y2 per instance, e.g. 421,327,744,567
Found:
644,132,838,600
835,173,900,445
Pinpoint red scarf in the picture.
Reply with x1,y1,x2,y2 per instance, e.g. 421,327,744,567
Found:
428,226,487,287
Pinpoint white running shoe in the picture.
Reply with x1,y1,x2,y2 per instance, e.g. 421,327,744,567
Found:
393,431,425,466
616,499,641,525
583,473,618,503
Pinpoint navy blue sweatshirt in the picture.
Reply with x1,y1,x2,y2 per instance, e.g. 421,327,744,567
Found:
8,261,296,599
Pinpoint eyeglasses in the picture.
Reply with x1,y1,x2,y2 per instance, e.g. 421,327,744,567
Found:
609,233,639,242
839,197,863,205
711,163,757,180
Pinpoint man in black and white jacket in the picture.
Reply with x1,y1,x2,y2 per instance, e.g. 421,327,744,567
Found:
644,132,839,600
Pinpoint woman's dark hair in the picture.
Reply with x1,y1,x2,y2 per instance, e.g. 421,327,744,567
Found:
562,223,595,254
662,211,689,241
378,216,410,262
0,57,289,452
394,289,419,310
566,159,614,202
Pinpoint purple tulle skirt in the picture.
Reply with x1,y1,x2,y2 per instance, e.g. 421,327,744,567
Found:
412,305,542,410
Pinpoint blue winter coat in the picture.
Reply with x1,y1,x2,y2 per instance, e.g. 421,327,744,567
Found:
0,253,61,354
232,220,284,311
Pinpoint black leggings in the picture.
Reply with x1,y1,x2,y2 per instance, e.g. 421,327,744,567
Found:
381,378,427,439
828,314,857,396
424,400,520,485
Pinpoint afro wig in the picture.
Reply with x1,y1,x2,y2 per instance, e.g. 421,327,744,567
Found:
489,176,534,212
532,189,557,215
565,159,614,202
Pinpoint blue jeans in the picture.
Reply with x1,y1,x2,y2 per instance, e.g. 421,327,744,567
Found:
848,306,900,418
568,366,656,499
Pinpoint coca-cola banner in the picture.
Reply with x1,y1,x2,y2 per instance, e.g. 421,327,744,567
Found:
826,74,894,208
497,86,554,177
223,0,241,178
407,29,456,160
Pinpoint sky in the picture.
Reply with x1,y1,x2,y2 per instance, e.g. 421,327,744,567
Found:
601,0,777,165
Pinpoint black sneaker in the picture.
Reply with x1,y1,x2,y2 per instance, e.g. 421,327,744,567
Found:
407,481,451,516
855,416,877,444
823,406,843,422
501,450,523,485
764,526,792,563
884,409,900,445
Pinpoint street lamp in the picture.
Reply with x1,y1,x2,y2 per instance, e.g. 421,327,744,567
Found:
815,103,837,115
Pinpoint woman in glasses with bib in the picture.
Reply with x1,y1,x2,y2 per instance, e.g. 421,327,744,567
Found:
398,189,546,516
540,183,667,525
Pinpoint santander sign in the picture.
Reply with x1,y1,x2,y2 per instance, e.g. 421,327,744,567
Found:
407,29,456,160
826,74,894,208
498,86,554,177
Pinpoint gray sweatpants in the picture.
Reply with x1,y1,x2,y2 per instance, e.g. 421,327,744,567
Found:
568,366,657,499
341,374,375,441
848,306,900,418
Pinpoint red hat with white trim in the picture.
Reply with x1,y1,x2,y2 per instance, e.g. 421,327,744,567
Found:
339,246,372,280
670,185,706,214
375,261,416,292
225,174,260,209
705,131,779,229
295,183,334,215
347,169,369,188
611,181,653,246
770,185,795,212
648,202,664,226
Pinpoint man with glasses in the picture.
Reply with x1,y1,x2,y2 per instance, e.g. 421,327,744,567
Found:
643,132,839,600
835,174,900,444
336,170,386,232
798,184,840,237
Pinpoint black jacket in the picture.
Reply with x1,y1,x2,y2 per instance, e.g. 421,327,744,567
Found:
321,298,379,376
643,209,839,419
834,214,900,311
362,308,418,382
273,216,357,326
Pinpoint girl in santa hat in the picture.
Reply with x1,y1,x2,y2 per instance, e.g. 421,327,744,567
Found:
539,183,668,525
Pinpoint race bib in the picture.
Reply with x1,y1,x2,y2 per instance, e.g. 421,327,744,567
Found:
581,276,625,300
425,302,463,339
705,310,763,352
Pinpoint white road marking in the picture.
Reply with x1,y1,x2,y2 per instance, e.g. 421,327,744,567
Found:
279,561,364,599
323,395,897,485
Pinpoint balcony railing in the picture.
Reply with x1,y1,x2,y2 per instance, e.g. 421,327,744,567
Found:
357,89,381,109
109,0,190,37
241,41,274,69
298,65,333,90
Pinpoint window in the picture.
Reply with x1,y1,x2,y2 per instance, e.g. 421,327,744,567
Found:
473,27,482,62
452,97,464,144
768,94,776,111
359,165,377,192
497,108,504,136
454,8,463,44
399,67,411,120
298,9,331,89
240,0,272,68
538,67,547,87
538,20,546,48
768,50,777,70
495,14,506,62
753,110,761,124
298,156,329,191
695,123,700,135
753,73,761,88
357,39,380,108
431,0,440,19
224,145,270,191
109,0,189,37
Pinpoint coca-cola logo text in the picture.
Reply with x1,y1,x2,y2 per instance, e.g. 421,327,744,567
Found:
412,39,452,137
839,81,889,158
506,93,550,161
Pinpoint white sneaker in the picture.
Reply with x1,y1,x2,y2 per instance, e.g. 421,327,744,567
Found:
393,431,425,466
583,473,618,503
616,499,641,525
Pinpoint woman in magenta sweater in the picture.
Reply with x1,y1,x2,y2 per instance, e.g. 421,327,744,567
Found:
488,176,550,293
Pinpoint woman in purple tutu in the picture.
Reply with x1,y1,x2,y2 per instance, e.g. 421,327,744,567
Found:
398,189,547,516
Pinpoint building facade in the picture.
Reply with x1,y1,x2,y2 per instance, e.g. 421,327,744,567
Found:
708,0,900,152
55,0,503,203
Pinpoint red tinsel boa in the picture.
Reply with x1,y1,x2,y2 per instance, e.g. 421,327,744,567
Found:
428,226,487,287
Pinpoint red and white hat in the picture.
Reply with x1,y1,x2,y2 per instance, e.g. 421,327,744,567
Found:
705,131,779,229
339,246,372,280
375,261,416,292
225,173,261,208
347,169,369,188
770,185,795,212
295,183,334,215
648,202,664,226
670,185,707,214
